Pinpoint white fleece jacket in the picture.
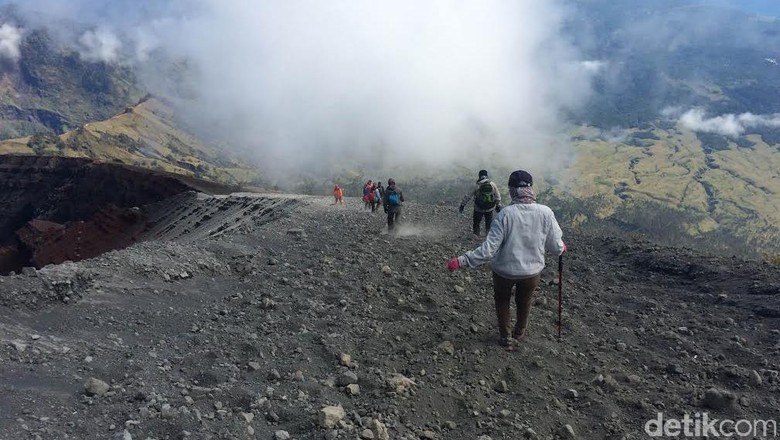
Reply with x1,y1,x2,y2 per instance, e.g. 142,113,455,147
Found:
457,202,564,278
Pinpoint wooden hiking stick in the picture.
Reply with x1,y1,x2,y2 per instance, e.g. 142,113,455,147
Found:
557,254,563,341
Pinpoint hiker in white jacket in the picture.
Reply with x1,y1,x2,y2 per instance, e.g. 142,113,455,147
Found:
448,170,566,351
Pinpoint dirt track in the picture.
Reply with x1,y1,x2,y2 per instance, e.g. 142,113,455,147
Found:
1,193,779,440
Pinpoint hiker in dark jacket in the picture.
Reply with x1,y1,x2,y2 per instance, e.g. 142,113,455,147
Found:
460,169,502,236
382,178,404,232
448,170,566,351
372,182,384,213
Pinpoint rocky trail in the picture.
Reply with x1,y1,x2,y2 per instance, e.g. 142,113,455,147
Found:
0,193,779,440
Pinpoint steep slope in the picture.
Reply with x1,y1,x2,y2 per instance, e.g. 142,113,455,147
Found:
0,195,777,439
0,96,262,185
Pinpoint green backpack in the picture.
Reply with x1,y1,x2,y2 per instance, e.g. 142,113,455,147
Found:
475,181,496,209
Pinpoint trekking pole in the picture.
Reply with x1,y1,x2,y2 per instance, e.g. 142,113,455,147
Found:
557,254,563,341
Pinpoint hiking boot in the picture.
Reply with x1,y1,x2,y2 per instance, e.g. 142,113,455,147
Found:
513,326,526,341
499,337,515,352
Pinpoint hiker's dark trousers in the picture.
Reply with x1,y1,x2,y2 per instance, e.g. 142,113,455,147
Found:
492,272,541,339
473,210,493,235
387,208,401,232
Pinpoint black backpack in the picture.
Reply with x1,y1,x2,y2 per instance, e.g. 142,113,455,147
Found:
475,181,496,209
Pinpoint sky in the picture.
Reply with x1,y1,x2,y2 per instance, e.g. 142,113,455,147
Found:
703,0,780,16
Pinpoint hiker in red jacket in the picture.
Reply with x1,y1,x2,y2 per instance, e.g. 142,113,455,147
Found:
333,185,344,205
363,180,374,210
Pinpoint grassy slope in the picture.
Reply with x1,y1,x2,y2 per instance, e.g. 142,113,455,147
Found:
563,125,780,250
0,97,262,186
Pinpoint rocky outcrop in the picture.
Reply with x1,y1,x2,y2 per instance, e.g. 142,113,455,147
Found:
0,154,234,274
15,207,145,269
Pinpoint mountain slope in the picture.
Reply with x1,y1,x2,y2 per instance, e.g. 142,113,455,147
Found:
0,28,142,138
547,124,780,253
0,96,262,185
0,194,777,439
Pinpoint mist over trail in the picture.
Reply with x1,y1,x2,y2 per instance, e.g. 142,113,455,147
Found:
1,0,594,182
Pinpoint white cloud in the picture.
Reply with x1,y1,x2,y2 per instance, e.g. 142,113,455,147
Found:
3,0,597,179
581,60,607,74
678,108,780,137
78,27,122,63
0,23,22,62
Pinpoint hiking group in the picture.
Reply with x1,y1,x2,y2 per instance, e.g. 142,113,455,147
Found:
362,180,385,213
356,178,404,232
333,169,565,351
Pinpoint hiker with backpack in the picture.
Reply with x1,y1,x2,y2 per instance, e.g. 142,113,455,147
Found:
459,169,502,237
447,170,566,351
333,184,344,205
383,178,404,232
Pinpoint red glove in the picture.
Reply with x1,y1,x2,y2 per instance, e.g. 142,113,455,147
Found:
447,258,461,272
562,241,568,254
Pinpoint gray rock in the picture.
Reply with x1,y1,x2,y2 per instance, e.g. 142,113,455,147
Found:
561,424,577,439
346,384,361,395
287,228,307,239
626,374,642,384
274,430,290,440
340,353,353,367
438,340,455,356
11,341,27,352
750,370,763,386
593,374,619,393
494,380,509,393
337,370,359,386
160,404,176,418
113,430,132,440
319,405,346,428
84,377,110,396
702,387,737,410
370,419,390,440
666,363,683,375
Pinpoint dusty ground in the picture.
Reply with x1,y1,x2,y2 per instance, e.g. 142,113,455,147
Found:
1,193,779,440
